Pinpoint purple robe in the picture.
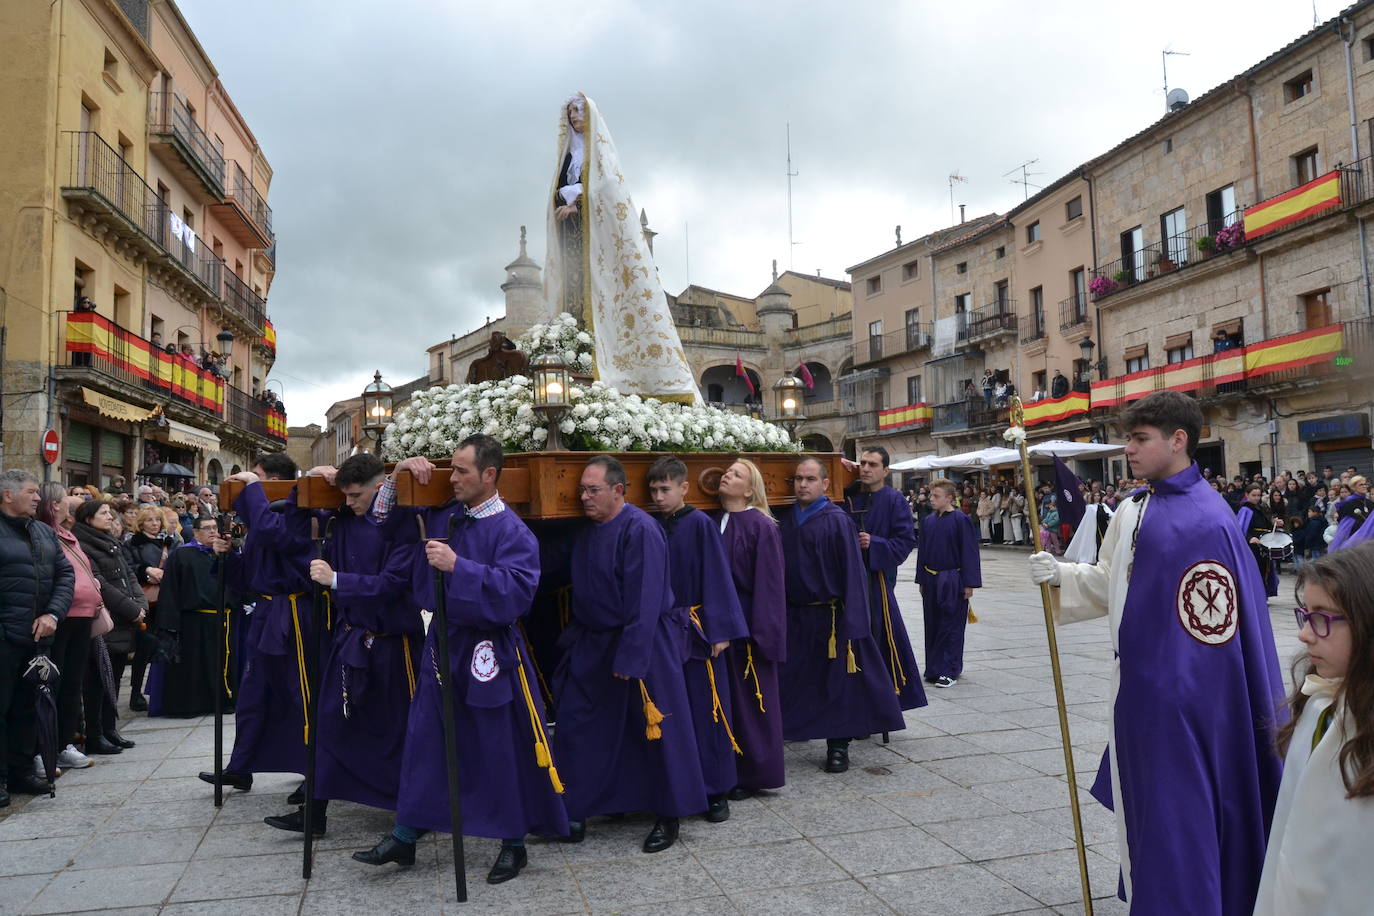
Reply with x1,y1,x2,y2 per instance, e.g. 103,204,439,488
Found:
393,501,569,839
714,507,787,791
1328,493,1374,551
914,508,981,680
659,506,748,797
552,504,708,819
1235,503,1280,597
777,500,905,740
845,486,927,710
223,483,316,777
293,503,422,811
1096,465,1284,914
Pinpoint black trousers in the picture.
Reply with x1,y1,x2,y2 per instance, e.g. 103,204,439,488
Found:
0,637,39,782
49,616,93,748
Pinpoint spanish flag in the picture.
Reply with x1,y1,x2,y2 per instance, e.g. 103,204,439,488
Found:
1244,324,1344,378
1244,170,1341,239
1022,391,1090,427
878,403,932,431
263,318,277,353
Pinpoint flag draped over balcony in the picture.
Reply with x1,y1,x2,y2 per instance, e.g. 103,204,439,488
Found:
1021,391,1090,427
1243,170,1341,239
796,361,815,389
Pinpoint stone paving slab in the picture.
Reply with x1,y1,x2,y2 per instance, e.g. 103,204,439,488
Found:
0,550,1303,914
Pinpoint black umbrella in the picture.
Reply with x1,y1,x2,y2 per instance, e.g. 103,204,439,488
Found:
23,652,60,797
138,462,196,478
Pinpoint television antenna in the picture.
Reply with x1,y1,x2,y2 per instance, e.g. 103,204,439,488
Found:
1004,159,1043,201
786,124,801,267
948,172,968,223
1162,47,1190,114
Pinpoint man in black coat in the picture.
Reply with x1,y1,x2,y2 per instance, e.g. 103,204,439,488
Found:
0,469,75,805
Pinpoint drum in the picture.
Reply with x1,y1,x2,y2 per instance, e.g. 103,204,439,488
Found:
1324,524,1340,545
1259,531,1294,560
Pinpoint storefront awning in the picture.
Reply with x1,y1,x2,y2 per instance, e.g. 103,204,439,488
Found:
163,418,221,452
81,387,154,423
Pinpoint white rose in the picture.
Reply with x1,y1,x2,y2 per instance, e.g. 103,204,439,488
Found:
532,427,548,442
559,418,576,434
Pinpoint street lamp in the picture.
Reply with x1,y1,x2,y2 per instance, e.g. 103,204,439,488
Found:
772,372,807,440
216,327,235,361
361,370,393,452
530,351,571,450
1078,337,1108,381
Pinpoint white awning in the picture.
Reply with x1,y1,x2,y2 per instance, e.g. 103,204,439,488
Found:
163,418,220,452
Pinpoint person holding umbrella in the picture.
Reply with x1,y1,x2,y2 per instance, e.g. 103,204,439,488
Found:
0,470,74,804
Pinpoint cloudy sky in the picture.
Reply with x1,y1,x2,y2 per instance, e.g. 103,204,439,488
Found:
178,0,1336,427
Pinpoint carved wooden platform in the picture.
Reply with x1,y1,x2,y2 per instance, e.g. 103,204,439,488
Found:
218,452,853,519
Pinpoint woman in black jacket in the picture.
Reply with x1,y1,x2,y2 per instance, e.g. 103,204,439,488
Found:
123,506,173,712
72,499,148,750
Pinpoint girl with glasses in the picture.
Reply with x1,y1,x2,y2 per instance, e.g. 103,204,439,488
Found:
1254,540,1374,914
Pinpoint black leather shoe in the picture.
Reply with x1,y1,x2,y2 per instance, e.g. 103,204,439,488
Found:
128,694,148,712
351,834,415,868
704,795,730,823
286,781,305,806
264,808,327,835
560,819,585,843
486,844,527,884
8,773,53,795
105,731,135,749
198,771,252,791
824,747,849,773
85,736,123,755
726,786,753,801
642,817,679,854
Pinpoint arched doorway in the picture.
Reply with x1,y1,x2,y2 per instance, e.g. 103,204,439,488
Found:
700,364,762,407
206,459,224,486
800,362,834,405
800,433,833,452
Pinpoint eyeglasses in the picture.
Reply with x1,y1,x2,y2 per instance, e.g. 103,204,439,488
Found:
576,485,607,496
1294,607,1347,638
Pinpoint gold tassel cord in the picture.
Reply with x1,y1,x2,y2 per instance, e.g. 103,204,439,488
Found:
514,645,564,794
402,634,417,700
221,606,233,699
846,641,859,674
877,571,906,693
289,594,311,745
689,608,743,756
743,643,766,713
968,601,979,624
827,601,838,659
638,679,665,740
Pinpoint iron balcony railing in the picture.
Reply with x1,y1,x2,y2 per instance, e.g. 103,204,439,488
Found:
1059,294,1090,332
1021,320,1047,347
932,401,969,432
222,271,268,333
226,160,274,241
905,322,932,351
967,303,1017,340
856,323,932,365
225,383,273,441
148,92,226,191
59,311,224,416
846,410,879,434
868,335,884,361
146,203,222,294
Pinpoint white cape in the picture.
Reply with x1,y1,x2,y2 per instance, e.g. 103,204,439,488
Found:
545,93,700,403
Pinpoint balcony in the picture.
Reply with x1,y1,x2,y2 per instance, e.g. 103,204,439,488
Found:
148,92,225,202
932,398,1010,435
966,303,1017,343
786,315,851,346
1020,318,1047,348
145,203,222,300
905,322,932,352
846,410,879,434
226,384,287,442
1058,294,1091,342
676,325,766,349
209,160,274,249
221,271,268,336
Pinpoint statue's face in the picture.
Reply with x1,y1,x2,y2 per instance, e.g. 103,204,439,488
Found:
566,101,586,132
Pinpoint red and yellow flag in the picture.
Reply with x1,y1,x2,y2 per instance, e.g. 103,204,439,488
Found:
878,403,932,431
1244,324,1344,378
1244,171,1341,239
263,318,277,353
1022,391,1090,427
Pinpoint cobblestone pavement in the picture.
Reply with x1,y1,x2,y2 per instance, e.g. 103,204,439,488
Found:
0,549,1303,915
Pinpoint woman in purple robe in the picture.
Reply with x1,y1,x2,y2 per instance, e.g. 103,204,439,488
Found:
1327,475,1372,551
713,459,787,795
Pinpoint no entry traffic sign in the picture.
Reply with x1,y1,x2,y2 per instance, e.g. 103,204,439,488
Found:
41,428,59,465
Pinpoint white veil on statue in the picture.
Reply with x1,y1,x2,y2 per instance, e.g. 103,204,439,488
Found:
545,93,701,404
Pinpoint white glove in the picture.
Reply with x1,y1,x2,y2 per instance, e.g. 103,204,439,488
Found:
1028,551,1062,587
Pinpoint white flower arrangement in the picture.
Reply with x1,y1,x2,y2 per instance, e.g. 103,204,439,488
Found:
1003,426,1027,447
382,317,794,459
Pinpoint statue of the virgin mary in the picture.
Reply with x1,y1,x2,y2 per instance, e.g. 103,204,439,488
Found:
545,93,701,404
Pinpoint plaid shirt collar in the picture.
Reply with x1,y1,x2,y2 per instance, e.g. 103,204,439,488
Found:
465,493,505,519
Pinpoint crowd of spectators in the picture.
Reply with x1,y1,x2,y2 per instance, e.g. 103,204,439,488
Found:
0,469,222,805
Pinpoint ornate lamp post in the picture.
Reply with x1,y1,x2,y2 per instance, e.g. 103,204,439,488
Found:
1078,337,1107,381
772,372,807,442
361,370,393,452
216,327,235,361
531,351,571,450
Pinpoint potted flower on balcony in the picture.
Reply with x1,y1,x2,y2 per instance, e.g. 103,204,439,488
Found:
1089,275,1118,299
1112,269,1130,284
1155,252,1176,273
1196,235,1215,255
1215,222,1245,251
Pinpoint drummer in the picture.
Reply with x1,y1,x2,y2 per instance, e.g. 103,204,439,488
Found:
1236,484,1280,597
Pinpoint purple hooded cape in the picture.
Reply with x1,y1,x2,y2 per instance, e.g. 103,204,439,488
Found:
1235,503,1280,598
222,482,317,776
659,506,748,796
552,503,708,820
914,508,981,681
714,507,787,791
1095,464,1284,914
1327,493,1374,551
287,500,422,811
845,486,927,710
392,500,569,839
777,500,905,740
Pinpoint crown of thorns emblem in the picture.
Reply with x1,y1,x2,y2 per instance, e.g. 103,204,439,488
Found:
1177,562,1238,645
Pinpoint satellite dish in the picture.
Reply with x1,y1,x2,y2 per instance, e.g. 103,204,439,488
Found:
1167,88,1190,112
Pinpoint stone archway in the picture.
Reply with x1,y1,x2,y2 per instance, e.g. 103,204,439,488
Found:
800,361,834,403
800,433,834,452
206,458,224,486
701,364,763,406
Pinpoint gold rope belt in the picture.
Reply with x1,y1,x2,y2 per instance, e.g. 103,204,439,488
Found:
688,606,742,756
514,643,563,794
190,609,233,699
288,593,310,745
877,572,906,694
806,600,858,674
742,643,766,713
638,679,665,740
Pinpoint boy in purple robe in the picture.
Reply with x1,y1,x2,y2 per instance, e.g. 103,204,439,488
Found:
259,453,421,836
1236,483,1280,597
199,453,314,799
915,478,982,688
353,437,568,885
844,446,928,709
552,455,708,854
647,456,748,824
712,458,787,796
778,457,905,774
1029,391,1284,914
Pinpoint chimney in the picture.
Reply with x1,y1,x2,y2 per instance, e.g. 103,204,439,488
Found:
959,204,966,223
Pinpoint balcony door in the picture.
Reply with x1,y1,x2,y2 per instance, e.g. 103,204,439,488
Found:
1303,289,1332,329
1161,207,1188,265
1120,226,1144,281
